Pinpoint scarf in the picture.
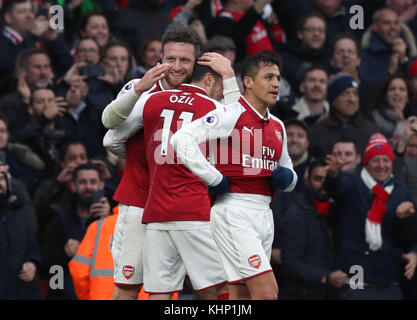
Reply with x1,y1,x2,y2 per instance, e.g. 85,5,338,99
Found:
360,168,394,251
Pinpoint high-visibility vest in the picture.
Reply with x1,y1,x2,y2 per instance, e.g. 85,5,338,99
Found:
69,208,177,300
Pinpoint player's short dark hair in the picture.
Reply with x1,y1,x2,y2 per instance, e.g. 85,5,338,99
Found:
2,0,30,16
72,162,103,182
190,64,221,83
162,27,201,58
240,51,281,83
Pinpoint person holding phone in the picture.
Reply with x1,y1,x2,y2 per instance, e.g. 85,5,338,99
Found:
40,162,110,300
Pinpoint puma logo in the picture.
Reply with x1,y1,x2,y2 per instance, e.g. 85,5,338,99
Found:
242,126,254,136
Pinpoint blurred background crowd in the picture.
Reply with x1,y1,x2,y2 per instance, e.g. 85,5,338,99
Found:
1,0,417,300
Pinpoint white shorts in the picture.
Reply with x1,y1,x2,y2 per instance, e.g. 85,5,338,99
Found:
143,223,227,294
210,193,274,284
111,204,146,285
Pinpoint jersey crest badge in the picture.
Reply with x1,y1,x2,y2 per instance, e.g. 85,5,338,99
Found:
248,254,261,269
122,265,135,279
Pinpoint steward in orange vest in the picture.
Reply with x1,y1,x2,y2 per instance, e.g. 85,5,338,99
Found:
68,207,177,300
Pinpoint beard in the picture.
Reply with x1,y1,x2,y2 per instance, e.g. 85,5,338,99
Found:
76,193,93,208
32,75,54,89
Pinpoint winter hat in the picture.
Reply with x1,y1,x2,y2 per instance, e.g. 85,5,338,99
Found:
363,133,395,166
327,73,358,105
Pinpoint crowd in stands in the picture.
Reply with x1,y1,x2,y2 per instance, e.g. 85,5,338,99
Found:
1,0,417,300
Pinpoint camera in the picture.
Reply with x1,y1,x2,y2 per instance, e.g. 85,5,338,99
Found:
92,189,105,204
80,61,105,78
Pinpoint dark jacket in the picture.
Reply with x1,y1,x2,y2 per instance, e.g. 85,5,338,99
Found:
40,196,96,300
325,171,417,287
280,188,337,299
0,177,42,300
308,110,379,159
279,42,330,92
359,27,416,106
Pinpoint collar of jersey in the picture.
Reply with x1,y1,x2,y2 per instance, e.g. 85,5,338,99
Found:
177,83,207,96
239,96,271,122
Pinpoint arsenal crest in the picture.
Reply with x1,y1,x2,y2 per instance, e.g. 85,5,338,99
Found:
122,265,135,279
248,254,261,269
275,129,282,143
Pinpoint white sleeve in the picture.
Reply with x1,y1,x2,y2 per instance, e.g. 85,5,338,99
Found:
101,79,140,129
170,103,241,186
278,125,298,192
102,93,150,157
222,77,241,106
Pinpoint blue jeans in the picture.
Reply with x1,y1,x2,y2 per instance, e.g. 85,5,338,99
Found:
337,282,403,300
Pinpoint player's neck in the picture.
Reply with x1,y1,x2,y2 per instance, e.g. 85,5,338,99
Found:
244,93,268,118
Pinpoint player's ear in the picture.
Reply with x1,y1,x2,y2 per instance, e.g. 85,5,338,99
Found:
243,76,253,90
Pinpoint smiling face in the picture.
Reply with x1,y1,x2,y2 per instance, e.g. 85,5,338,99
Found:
386,77,408,111
366,154,393,184
82,15,109,48
286,124,309,160
372,9,401,45
162,42,196,89
244,62,280,109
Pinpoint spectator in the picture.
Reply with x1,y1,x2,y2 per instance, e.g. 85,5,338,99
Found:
386,0,417,42
277,65,329,125
328,33,362,82
270,119,310,267
325,133,417,300
110,0,176,54
164,0,208,45
78,10,111,50
101,40,133,86
309,73,379,159
202,35,236,64
331,138,362,174
131,35,162,79
16,87,67,173
33,140,88,236
74,37,101,64
0,113,44,196
280,159,344,300
313,0,360,43
207,0,278,62
0,48,54,137
0,0,73,89
280,12,330,90
40,162,111,300
54,78,107,158
0,165,42,300
359,7,417,104
368,75,411,139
